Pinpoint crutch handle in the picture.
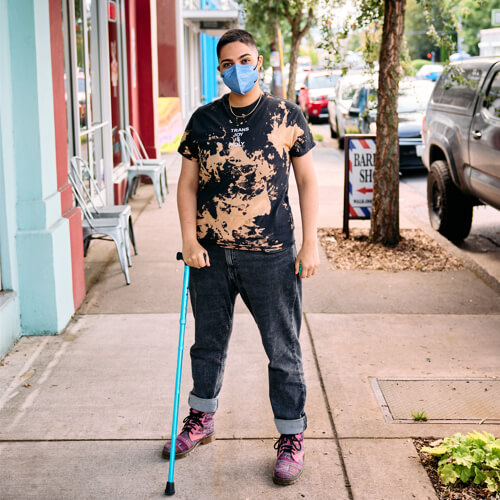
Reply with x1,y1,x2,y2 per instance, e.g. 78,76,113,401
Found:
176,252,208,264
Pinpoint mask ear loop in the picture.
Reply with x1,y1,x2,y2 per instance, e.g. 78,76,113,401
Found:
254,55,262,71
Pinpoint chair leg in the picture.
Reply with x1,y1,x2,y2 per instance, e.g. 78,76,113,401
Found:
122,216,133,267
160,169,167,201
151,172,162,208
109,228,131,285
83,237,92,257
124,174,136,204
128,216,138,255
132,176,140,196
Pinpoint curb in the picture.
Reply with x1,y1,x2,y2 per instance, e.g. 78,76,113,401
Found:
404,210,500,296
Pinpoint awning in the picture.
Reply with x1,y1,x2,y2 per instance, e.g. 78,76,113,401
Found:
183,9,239,36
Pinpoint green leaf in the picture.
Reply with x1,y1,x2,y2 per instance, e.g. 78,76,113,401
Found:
471,448,486,464
439,464,459,485
457,465,474,484
485,474,499,492
473,465,486,485
485,456,500,469
469,430,493,446
421,445,448,456
487,441,500,453
454,446,474,467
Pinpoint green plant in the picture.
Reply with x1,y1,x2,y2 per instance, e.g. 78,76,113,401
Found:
411,409,428,421
344,126,360,134
421,431,500,493
411,59,431,72
312,132,323,142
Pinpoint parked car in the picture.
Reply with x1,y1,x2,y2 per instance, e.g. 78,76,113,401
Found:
328,72,368,148
348,78,435,171
416,63,444,81
294,71,308,103
422,56,500,243
298,70,341,123
297,55,312,72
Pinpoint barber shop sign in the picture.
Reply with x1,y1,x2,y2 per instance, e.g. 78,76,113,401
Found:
343,135,376,237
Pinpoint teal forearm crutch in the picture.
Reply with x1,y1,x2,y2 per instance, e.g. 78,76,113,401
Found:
165,252,190,496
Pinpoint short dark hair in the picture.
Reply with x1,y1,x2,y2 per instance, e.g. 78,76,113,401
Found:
216,29,257,60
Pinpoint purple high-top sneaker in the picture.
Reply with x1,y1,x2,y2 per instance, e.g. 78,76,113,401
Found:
162,408,215,459
272,432,305,485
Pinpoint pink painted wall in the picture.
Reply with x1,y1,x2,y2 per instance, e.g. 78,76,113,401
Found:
49,0,85,309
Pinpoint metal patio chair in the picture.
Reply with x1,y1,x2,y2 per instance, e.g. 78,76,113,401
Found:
119,129,166,208
68,168,131,285
127,124,169,196
70,156,137,267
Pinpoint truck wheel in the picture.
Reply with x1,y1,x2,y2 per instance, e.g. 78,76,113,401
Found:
427,160,473,243
337,120,344,149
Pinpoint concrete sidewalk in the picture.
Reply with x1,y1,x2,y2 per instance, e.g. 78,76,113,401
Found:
0,145,499,500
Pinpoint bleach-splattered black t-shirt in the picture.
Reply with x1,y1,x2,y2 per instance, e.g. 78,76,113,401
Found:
178,92,315,251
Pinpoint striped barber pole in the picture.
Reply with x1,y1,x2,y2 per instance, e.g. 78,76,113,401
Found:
343,135,377,237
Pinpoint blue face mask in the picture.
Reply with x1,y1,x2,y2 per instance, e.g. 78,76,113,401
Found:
221,62,259,95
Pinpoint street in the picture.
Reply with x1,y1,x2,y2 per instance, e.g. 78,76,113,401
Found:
310,122,500,280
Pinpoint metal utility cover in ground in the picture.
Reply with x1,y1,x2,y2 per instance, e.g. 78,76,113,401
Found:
371,378,500,424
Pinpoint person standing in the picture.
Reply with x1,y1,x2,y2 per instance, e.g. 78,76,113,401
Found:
163,29,319,485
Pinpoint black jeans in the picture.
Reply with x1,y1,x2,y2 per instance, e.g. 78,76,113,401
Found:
187,244,307,434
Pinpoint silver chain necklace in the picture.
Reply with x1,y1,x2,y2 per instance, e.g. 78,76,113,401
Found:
228,92,263,119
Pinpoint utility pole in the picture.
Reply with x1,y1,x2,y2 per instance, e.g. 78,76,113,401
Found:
270,22,286,98
276,23,286,98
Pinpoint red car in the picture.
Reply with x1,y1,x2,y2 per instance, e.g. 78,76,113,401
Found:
298,70,341,123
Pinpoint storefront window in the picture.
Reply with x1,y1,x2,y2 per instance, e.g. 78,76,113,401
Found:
62,0,129,204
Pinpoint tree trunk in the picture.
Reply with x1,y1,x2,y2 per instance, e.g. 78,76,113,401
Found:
370,0,407,245
287,34,301,101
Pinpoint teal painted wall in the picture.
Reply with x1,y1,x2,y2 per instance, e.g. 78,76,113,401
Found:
0,0,75,356
0,0,22,357
0,297,21,358
201,0,219,105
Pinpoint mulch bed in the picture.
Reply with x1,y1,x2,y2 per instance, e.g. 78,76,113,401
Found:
413,439,499,499
318,228,465,271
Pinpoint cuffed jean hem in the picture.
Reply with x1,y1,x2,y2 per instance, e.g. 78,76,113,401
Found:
188,392,218,413
274,416,307,435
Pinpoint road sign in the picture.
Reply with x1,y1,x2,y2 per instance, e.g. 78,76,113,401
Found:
343,134,376,237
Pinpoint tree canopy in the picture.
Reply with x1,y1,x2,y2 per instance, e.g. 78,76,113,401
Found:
461,0,499,55
405,0,442,60
237,0,317,100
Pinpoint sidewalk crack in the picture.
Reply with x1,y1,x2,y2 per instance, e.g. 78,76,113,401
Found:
304,312,354,500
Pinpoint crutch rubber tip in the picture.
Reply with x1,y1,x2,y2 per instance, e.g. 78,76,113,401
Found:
165,482,175,496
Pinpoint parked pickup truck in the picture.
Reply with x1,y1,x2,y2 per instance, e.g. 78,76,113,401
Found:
422,57,500,243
